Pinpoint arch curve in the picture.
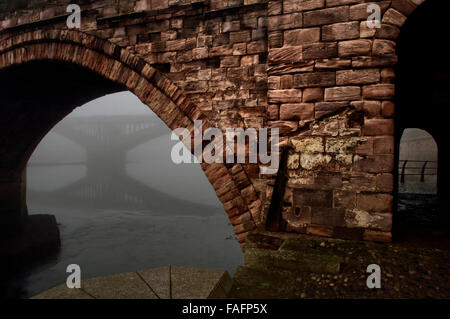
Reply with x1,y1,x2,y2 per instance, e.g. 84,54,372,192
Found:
0,29,259,247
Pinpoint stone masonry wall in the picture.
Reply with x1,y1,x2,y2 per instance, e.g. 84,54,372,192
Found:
0,0,428,244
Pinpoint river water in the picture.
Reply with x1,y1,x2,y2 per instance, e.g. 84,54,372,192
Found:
8,92,243,298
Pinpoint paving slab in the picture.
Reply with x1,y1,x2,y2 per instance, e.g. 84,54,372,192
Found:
137,266,170,299
171,266,231,299
31,285,93,299
32,266,233,299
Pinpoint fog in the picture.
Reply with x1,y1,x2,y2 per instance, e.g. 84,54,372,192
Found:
16,91,243,298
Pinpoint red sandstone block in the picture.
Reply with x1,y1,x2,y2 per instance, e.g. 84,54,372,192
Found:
322,21,359,41
363,230,392,243
221,20,241,33
338,39,371,57
280,103,314,121
354,137,373,156
327,0,361,7
268,76,281,90
284,0,325,13
268,46,302,63
372,40,396,56
381,68,395,83
349,2,390,20
315,58,351,70
381,101,394,118
280,75,293,89
376,173,394,193
268,13,302,31
375,24,400,40
268,89,302,103
268,1,282,16
333,190,356,209
336,69,380,85
268,31,283,48
241,55,259,66
355,154,394,173
230,30,251,43
268,121,299,134
314,101,348,119
284,28,320,46
241,185,258,204
363,118,394,136
311,207,346,227
383,8,407,27
356,193,393,213
267,104,280,120
303,87,324,102
302,42,337,60
352,56,398,68
304,6,350,26
324,86,361,101
151,0,168,10
306,224,334,237
209,45,233,57
165,39,185,51
373,136,394,154
391,0,418,16
220,56,240,67
362,84,395,100
294,72,335,88
351,100,381,118
192,47,208,60
247,40,267,54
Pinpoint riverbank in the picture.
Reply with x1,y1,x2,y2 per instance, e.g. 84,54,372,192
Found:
230,233,450,299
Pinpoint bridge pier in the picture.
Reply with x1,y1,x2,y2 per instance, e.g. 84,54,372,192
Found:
0,169,60,274
0,170,27,238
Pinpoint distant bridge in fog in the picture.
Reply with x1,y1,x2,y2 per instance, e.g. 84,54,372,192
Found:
27,115,217,217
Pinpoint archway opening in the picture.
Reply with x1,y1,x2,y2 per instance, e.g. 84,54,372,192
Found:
0,60,242,298
395,1,450,248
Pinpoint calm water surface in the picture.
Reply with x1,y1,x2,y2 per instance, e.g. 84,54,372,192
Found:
12,93,243,298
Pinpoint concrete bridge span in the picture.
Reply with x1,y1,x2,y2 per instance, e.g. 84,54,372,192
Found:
0,0,448,249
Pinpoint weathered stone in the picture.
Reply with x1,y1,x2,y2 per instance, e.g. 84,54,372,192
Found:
338,39,371,57
336,69,380,85
303,87,324,102
302,43,338,60
362,84,395,100
280,103,314,121
291,137,324,153
304,6,350,26
269,46,303,63
284,28,320,46
294,72,335,88
322,22,359,41
268,89,302,103
324,86,361,101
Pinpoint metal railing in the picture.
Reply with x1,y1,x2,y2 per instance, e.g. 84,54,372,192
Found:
399,160,438,183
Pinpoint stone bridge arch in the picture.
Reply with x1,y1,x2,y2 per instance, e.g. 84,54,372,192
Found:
1,0,447,251
0,29,259,247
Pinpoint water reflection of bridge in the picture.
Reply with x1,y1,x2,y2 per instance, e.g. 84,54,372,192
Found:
27,115,218,216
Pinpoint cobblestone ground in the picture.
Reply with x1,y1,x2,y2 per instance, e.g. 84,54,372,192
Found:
231,239,450,299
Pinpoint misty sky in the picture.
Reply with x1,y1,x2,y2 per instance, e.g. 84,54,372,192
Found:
27,91,222,207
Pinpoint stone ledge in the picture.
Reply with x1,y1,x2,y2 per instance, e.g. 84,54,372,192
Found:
32,266,233,299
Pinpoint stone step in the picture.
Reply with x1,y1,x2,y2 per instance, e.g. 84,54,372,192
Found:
230,266,299,299
244,238,343,274
32,266,233,299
